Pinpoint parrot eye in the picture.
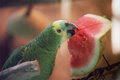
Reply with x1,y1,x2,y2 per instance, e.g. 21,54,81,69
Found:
56,29,62,33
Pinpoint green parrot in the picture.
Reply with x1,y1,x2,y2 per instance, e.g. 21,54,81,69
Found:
2,20,77,80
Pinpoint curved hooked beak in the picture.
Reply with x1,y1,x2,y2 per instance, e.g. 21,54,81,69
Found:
65,23,77,37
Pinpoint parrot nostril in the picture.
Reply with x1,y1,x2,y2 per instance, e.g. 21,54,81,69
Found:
65,22,76,29
65,23,69,27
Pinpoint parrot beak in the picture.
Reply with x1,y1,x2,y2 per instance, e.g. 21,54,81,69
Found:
65,23,77,37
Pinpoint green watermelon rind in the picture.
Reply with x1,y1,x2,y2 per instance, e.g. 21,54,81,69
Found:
71,14,111,77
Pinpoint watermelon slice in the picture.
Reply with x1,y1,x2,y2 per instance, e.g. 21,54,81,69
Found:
68,14,111,77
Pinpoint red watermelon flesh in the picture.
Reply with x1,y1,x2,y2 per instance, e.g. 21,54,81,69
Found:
68,30,95,68
75,16,102,36
68,14,111,76
69,15,102,68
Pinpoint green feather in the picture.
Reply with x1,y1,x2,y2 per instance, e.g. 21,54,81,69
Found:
2,48,23,69
22,25,62,80
3,25,61,79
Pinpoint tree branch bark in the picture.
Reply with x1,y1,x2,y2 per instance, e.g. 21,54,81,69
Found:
0,60,40,80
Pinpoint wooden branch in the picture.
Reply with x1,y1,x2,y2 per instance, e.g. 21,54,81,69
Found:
0,60,40,80
78,61,120,80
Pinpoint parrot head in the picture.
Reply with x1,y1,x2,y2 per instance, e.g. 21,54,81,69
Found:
51,20,77,42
